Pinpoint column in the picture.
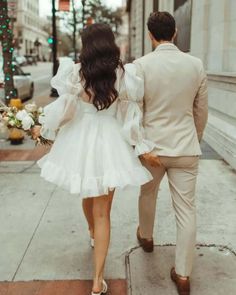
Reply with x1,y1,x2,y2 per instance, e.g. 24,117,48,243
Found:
191,0,236,169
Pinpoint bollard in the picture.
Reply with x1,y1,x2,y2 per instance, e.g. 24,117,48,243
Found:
8,98,24,145
9,98,23,109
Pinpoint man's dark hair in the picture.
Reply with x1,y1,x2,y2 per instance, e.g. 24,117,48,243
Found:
147,11,176,41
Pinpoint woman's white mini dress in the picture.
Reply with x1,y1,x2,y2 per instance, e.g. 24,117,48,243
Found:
38,59,155,197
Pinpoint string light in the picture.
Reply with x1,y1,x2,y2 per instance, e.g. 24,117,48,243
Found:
0,0,16,101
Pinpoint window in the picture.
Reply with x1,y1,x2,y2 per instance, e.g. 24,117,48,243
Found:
153,0,159,12
25,39,28,54
174,0,192,52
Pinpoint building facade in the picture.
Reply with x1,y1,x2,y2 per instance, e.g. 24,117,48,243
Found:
127,0,236,170
12,0,50,60
116,4,129,62
127,0,158,59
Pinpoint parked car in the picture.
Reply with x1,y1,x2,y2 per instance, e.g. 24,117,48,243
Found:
0,62,34,101
68,52,80,62
24,54,37,65
14,55,27,66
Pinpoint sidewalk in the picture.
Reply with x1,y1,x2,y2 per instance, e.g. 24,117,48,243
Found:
0,154,236,294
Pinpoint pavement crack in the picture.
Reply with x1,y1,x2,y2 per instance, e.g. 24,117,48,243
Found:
126,244,236,256
11,187,56,281
125,253,133,295
19,162,37,173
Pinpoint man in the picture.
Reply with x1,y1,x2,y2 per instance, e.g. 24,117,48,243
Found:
135,11,208,295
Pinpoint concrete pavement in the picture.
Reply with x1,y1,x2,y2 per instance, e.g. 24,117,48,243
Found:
0,158,236,294
127,246,236,295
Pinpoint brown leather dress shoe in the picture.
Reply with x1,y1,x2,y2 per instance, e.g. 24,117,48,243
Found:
170,267,190,295
136,227,154,252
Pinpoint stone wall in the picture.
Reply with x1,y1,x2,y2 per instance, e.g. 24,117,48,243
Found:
191,0,236,169
129,0,143,59
144,1,153,54
129,0,154,59
158,0,174,13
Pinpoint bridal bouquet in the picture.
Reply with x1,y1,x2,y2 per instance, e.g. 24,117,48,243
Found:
0,101,52,146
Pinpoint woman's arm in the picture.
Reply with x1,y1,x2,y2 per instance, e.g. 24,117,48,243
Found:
117,63,161,167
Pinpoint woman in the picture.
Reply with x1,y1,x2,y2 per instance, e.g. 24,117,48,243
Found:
33,24,159,295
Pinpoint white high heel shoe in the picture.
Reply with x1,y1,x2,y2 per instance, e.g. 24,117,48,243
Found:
90,237,95,248
91,280,108,295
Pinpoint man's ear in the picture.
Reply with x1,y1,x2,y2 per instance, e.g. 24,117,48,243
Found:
173,28,177,41
148,31,154,41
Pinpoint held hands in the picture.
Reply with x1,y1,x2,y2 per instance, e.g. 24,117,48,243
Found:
31,125,42,140
140,152,162,167
30,125,53,146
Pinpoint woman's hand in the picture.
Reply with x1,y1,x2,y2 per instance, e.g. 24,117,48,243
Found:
140,152,162,167
31,125,41,140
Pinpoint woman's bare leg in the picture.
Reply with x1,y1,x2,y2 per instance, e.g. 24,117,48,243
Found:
82,198,94,238
92,191,114,293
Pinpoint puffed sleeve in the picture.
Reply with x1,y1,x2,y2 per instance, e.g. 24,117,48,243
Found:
117,63,156,156
39,59,81,140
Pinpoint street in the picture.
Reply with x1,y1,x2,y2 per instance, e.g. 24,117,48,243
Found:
23,62,52,107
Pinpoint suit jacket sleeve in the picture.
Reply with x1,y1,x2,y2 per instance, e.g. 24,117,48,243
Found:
193,62,208,141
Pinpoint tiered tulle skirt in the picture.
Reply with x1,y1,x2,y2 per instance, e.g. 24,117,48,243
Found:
38,113,152,197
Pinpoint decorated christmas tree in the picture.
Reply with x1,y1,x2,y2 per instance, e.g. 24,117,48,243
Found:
0,0,16,103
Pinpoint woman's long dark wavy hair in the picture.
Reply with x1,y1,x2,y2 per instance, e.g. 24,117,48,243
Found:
79,23,124,111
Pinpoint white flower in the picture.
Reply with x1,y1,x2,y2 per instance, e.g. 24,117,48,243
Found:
38,107,43,114
16,110,28,121
8,119,15,126
22,115,35,130
7,111,14,117
25,103,37,113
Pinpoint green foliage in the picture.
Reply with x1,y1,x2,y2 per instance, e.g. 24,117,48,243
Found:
60,0,123,38
84,0,123,32
58,0,123,56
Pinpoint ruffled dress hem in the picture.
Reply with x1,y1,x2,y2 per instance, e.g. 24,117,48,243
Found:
38,158,152,197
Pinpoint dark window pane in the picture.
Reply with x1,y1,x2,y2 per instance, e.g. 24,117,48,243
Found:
174,0,189,10
153,0,159,11
174,0,192,52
